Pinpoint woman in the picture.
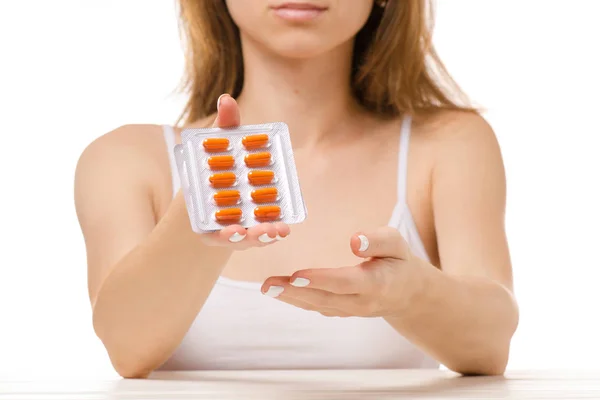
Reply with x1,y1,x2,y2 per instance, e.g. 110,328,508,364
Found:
75,0,519,378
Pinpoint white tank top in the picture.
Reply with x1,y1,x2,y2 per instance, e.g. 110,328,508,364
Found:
159,116,439,370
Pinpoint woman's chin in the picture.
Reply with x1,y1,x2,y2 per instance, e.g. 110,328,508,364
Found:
265,38,333,60
272,48,326,60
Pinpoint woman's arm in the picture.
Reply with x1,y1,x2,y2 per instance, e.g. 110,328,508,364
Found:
75,96,288,379
75,125,232,379
385,112,518,375
261,112,518,375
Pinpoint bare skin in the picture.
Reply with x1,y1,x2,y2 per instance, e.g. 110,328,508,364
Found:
75,3,517,379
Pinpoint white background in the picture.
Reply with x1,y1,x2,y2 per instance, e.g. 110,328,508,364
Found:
0,1,599,379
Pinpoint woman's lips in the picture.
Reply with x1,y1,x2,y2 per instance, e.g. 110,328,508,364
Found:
271,3,327,22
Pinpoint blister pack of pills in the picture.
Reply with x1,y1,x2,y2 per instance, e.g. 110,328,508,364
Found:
174,122,307,233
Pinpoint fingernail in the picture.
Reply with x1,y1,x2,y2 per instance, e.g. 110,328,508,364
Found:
259,233,276,243
217,94,229,111
358,234,369,252
290,277,310,287
228,232,246,243
264,286,284,297
276,234,288,241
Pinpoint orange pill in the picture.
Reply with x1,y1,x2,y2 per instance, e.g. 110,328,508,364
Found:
208,155,235,170
242,134,269,150
244,152,271,168
248,170,275,186
202,138,229,152
214,190,241,206
251,188,278,204
209,172,236,188
254,206,281,221
215,208,242,223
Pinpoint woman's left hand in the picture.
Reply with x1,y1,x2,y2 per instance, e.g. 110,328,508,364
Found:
261,226,425,318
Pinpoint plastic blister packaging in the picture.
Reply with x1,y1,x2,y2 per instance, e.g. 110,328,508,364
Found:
174,122,307,233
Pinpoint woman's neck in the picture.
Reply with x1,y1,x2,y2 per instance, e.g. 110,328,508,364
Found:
236,35,366,147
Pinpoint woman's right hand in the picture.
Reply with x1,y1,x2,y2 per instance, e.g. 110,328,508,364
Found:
198,94,291,249
78,92,290,378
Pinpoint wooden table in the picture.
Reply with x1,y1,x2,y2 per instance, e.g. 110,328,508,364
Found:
2,370,599,399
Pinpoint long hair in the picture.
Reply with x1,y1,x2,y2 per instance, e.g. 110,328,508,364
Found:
176,0,474,125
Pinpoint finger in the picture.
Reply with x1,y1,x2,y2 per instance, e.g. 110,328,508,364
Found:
350,226,411,260
200,224,247,246
262,276,358,311
213,94,240,128
278,296,349,317
201,222,290,248
288,265,376,294
275,296,347,317
261,277,349,317
263,287,325,312
261,276,319,307
318,310,348,318
245,223,279,246
272,221,291,241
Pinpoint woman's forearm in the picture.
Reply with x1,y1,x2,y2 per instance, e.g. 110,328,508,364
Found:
92,193,233,378
386,261,519,375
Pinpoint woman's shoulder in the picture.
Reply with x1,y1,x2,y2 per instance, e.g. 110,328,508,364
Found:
409,109,499,163
90,123,171,148
74,123,185,219
413,109,504,185
75,116,215,186
75,124,177,196
412,109,491,134
78,124,169,169
407,109,502,184
412,109,496,146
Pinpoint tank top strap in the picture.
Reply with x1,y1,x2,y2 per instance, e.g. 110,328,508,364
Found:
396,115,413,206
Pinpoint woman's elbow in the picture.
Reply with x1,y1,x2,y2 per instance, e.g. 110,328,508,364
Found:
99,338,160,379
112,358,153,379
448,339,512,377
93,324,156,379
452,352,509,376
92,312,158,378
453,289,519,376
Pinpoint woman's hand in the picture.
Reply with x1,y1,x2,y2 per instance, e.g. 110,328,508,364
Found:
260,226,422,317
199,93,291,249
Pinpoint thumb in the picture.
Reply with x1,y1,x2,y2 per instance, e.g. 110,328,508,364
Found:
350,226,411,260
213,94,241,128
